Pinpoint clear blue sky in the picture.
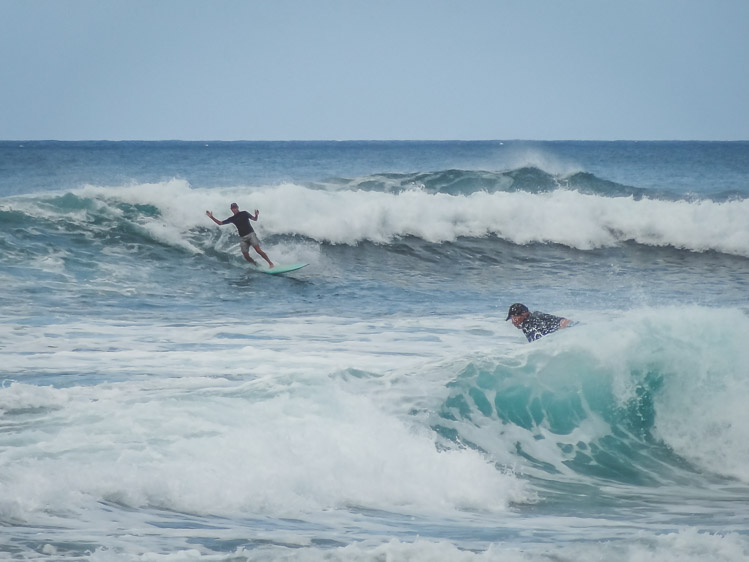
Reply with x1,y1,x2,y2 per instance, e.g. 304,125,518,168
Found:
2,0,748,141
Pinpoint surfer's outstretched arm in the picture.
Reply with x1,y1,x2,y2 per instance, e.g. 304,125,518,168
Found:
206,210,223,225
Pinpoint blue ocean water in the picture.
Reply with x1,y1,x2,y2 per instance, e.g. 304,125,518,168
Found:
1,140,749,560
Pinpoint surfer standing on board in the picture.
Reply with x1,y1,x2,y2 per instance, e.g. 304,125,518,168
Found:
206,203,274,269
506,303,573,342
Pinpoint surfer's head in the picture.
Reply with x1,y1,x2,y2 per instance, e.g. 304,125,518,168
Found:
230,203,239,213
506,303,529,321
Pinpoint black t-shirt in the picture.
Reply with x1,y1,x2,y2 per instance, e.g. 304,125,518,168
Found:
221,211,254,237
520,311,566,342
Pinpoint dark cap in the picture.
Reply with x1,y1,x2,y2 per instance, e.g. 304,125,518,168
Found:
230,202,239,209
506,303,529,320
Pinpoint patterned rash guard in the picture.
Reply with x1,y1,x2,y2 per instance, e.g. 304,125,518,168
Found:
519,311,567,342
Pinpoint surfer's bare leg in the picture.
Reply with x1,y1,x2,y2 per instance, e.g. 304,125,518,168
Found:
241,250,258,266
253,245,274,269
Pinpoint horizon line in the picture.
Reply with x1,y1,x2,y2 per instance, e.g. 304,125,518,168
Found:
3,138,748,143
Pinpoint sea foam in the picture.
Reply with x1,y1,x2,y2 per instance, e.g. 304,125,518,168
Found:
65,180,749,257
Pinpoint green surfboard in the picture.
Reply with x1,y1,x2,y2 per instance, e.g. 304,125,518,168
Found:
252,263,308,275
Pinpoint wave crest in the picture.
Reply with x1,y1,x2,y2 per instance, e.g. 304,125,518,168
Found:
436,307,749,485
3,175,748,258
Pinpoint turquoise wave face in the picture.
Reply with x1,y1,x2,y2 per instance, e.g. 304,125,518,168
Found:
435,308,749,487
436,357,679,486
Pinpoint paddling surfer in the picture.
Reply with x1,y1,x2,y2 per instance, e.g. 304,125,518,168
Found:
505,303,573,342
206,203,274,268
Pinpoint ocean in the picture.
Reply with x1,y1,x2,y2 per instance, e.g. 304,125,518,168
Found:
1,140,749,561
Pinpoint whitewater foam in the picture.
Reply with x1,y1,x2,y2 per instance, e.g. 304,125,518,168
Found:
0,312,534,527
58,181,749,257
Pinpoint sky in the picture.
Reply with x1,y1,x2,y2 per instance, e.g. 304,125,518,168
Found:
2,0,748,141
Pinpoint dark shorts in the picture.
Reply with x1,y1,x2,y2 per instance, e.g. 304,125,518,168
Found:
239,232,260,252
